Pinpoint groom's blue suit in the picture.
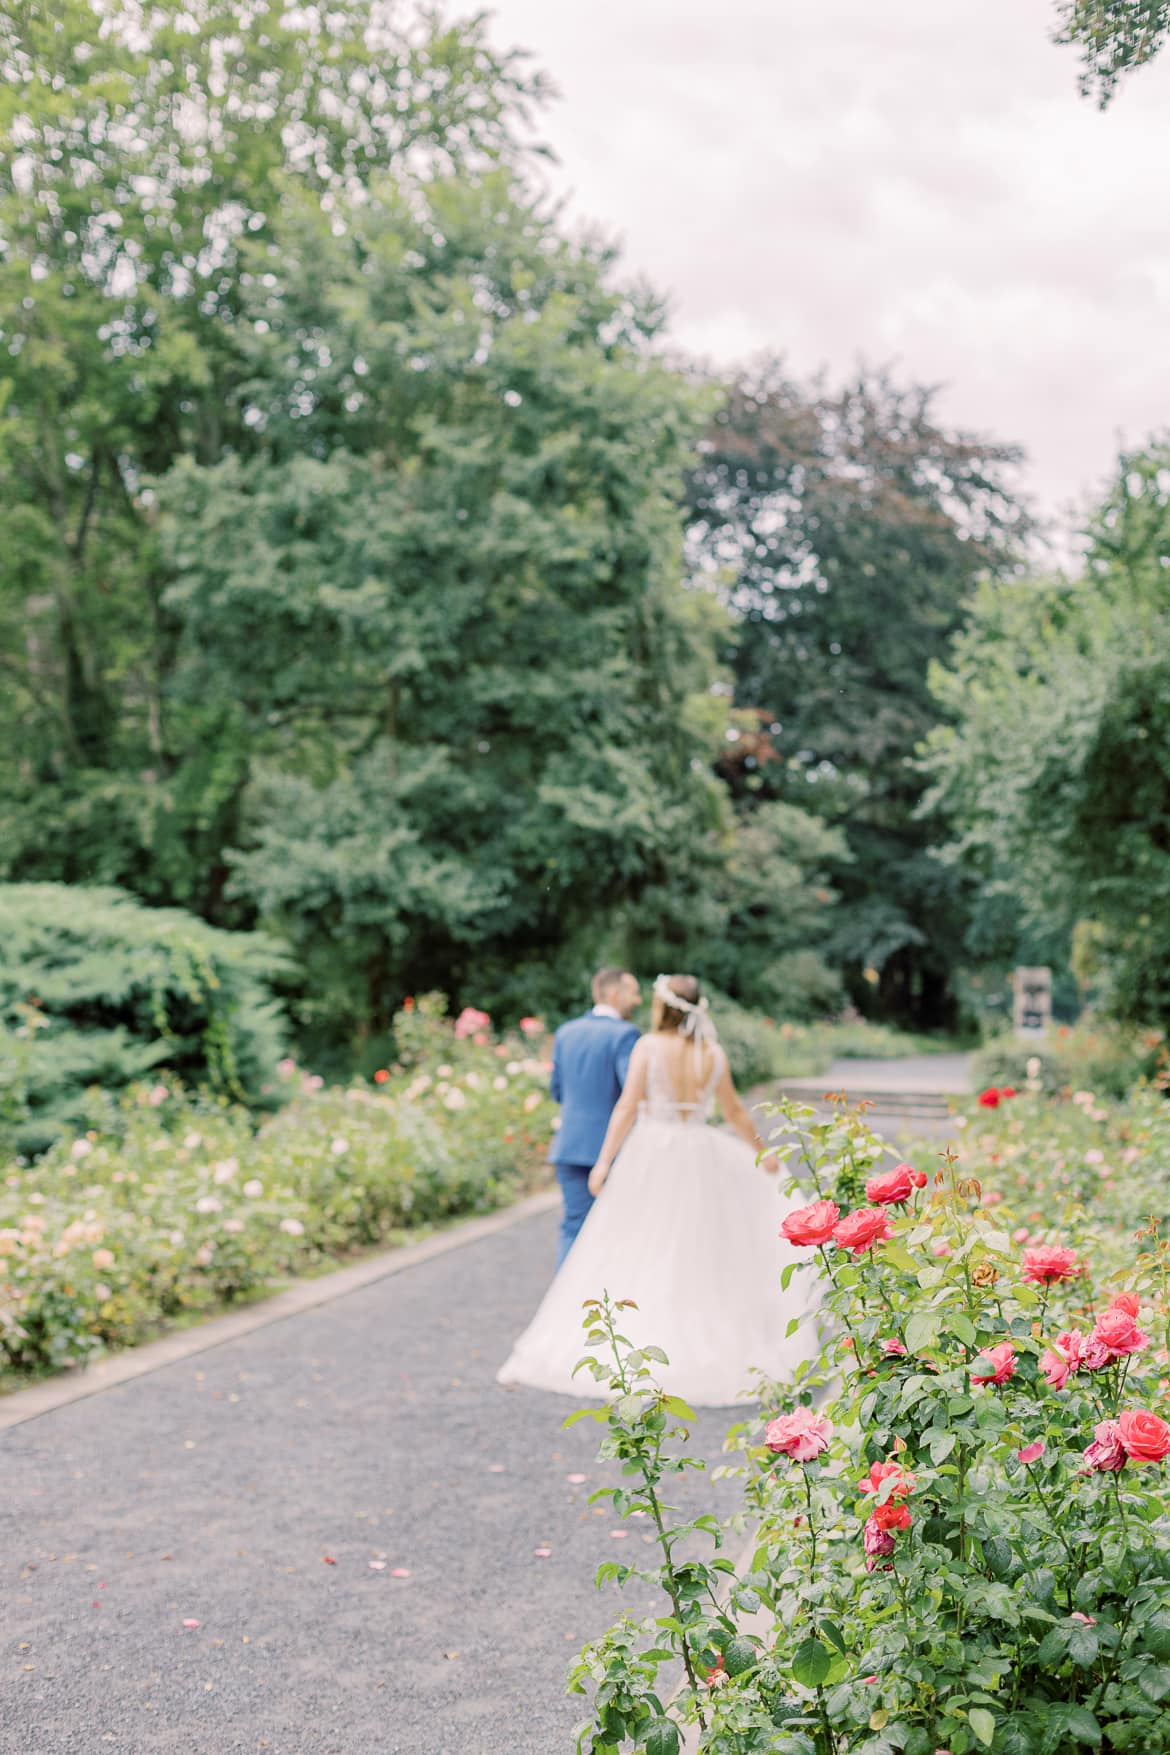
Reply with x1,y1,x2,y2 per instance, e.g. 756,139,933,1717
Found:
549,1009,640,1267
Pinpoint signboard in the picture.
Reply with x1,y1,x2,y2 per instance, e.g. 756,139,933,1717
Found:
1013,966,1052,1036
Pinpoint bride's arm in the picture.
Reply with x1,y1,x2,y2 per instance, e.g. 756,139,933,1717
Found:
715,1058,780,1174
587,1041,650,1197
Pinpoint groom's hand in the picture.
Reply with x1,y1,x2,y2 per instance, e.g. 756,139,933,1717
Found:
587,1165,607,1197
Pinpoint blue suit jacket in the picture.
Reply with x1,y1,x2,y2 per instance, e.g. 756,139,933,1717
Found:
549,1012,640,1166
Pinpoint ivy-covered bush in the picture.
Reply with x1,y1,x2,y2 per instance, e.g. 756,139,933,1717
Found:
0,884,289,1155
570,1086,1170,1755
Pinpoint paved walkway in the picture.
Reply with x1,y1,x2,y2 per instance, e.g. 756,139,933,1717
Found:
2,1205,742,1755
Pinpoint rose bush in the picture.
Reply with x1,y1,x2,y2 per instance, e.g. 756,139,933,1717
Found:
0,1001,553,1378
570,1085,1170,1755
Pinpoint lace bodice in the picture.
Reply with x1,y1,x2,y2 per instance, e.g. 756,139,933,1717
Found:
639,1035,725,1126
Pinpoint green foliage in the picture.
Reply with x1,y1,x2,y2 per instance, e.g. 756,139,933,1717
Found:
0,884,288,1154
0,1021,553,1376
924,442,1170,1033
570,1087,1170,1753
973,1020,1166,1101
689,363,1027,1030
1056,1,1170,105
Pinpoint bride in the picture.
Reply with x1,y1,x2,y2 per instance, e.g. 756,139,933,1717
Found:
497,974,821,1406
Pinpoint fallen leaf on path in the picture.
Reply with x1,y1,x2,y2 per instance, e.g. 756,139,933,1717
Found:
182,1619,201,1630
610,1531,629,1540
442,1651,460,1660
390,1568,411,1578
368,1561,386,1571
566,1473,587,1484
322,1556,337,1565
487,1464,505,1474
532,1548,552,1559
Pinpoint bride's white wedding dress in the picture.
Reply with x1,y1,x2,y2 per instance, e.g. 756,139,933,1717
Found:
497,1037,821,1406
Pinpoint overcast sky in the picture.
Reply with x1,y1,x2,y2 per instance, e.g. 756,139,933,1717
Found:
485,0,1170,559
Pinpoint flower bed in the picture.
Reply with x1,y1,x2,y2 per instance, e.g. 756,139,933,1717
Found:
0,1009,554,1378
570,1082,1170,1755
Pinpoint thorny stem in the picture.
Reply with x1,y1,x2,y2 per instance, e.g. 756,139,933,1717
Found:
602,1305,709,1727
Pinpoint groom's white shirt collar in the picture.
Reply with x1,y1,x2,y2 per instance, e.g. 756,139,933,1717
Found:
591,1004,622,1020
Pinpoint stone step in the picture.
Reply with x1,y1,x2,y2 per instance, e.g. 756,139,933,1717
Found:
773,1083,958,1114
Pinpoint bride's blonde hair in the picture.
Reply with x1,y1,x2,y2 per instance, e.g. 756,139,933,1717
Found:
654,973,701,1034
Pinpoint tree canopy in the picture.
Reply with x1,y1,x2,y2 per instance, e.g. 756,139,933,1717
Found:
923,441,1170,1029
1056,1,1170,104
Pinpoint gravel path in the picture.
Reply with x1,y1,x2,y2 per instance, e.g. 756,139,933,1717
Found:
2,1206,746,1755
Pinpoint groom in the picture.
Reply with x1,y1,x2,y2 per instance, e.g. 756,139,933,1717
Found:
548,967,641,1267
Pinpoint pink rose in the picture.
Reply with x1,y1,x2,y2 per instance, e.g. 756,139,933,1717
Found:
1117,1408,1170,1464
1109,1292,1141,1319
1092,1308,1151,1359
858,1459,916,1502
1017,1439,1046,1465
518,1017,544,1036
764,1406,832,1463
453,1007,491,1039
1081,1418,1126,1474
1021,1245,1082,1285
833,1207,894,1255
1040,1340,1076,1390
882,1337,908,1357
863,1515,895,1559
865,1164,914,1206
781,1199,840,1248
971,1341,1016,1386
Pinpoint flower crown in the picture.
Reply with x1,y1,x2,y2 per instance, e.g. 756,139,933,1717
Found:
653,974,717,1044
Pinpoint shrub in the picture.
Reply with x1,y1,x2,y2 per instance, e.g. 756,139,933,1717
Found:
0,1027,554,1377
570,1087,1170,1754
0,884,289,1156
973,1019,1165,1101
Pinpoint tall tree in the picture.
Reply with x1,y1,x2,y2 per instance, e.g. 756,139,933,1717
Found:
923,440,1170,1029
689,362,1027,1027
149,173,722,1041
0,0,545,899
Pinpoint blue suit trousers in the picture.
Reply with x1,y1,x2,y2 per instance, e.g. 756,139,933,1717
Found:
555,1162,594,1268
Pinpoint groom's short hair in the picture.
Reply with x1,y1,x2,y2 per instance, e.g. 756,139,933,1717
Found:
592,966,629,1003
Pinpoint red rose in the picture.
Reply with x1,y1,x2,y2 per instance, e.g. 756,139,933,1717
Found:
869,1500,912,1533
373,1069,390,1085
1000,1087,1018,1099
977,1088,1001,1108
1092,1308,1151,1359
833,1207,894,1255
865,1164,914,1206
403,996,415,1012
971,1341,1016,1386
1117,1408,1170,1464
910,1169,928,1189
1021,1245,1081,1285
781,1199,840,1248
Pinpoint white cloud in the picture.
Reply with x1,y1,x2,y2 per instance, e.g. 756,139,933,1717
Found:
488,0,1170,553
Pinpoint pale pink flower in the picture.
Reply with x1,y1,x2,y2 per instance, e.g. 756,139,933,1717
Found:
764,1406,832,1462
1081,1419,1126,1474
